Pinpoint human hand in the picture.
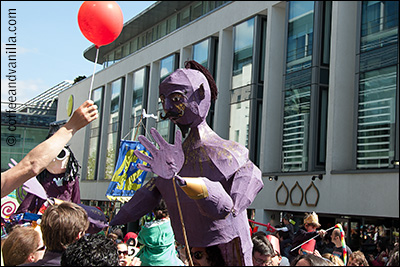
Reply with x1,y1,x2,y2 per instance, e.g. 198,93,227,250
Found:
127,257,141,266
134,128,184,179
65,100,98,133
318,230,326,237
313,249,322,257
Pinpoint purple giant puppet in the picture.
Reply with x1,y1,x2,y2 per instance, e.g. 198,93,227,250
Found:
110,61,264,265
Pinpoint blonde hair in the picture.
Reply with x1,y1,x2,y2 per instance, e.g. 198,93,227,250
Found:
2,226,41,266
322,253,345,266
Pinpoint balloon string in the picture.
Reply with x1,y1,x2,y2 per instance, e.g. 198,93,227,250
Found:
88,47,100,100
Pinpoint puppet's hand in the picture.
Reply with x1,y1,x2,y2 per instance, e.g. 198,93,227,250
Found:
134,128,184,179
8,158,18,168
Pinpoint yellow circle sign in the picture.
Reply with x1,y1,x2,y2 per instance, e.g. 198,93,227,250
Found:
67,95,74,117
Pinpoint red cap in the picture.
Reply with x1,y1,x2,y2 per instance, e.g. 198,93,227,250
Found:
124,232,138,243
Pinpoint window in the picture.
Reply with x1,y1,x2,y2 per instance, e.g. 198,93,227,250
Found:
232,17,254,89
282,1,330,172
193,39,209,68
157,54,179,143
357,1,398,169
105,79,124,179
286,1,314,74
86,87,104,180
130,67,149,139
230,18,255,149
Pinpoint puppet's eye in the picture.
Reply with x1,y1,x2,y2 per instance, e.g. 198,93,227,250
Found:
160,96,165,104
171,94,184,102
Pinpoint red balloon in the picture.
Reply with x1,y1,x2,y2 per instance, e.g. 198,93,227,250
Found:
78,1,123,48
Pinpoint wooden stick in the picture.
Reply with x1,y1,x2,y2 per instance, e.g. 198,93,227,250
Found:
172,176,193,266
290,226,336,252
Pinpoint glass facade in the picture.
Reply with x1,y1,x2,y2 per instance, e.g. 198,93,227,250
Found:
103,1,229,68
130,67,149,140
157,54,179,143
86,87,103,180
193,39,210,68
230,18,255,149
1,125,48,172
282,1,331,172
105,79,124,180
282,2,315,172
357,1,398,168
192,37,218,128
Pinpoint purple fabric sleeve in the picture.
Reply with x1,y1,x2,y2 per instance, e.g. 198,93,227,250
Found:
109,178,162,226
229,160,263,215
191,178,233,220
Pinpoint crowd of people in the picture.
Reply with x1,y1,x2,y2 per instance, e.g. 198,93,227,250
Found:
1,63,399,266
2,201,399,266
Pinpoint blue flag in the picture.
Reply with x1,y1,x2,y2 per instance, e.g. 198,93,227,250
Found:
106,140,151,202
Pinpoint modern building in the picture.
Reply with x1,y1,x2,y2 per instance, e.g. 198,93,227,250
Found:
1,80,72,172
57,1,399,248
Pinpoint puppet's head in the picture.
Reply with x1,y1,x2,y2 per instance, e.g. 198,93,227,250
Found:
159,60,217,136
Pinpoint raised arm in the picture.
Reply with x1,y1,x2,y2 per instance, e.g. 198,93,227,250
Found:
1,100,98,198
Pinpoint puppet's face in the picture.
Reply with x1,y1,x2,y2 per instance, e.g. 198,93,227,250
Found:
46,147,70,174
159,69,211,129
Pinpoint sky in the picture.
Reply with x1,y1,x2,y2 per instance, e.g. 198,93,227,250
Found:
1,1,156,111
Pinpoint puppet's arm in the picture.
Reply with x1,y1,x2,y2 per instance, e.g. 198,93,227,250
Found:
176,160,263,219
229,160,263,215
177,177,233,220
109,177,162,226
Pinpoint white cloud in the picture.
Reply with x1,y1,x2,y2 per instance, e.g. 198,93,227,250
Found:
1,78,48,111
1,42,39,56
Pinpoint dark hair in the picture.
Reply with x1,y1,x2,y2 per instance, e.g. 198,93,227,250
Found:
184,60,218,102
252,235,275,257
200,246,226,266
153,198,169,220
36,145,81,184
38,121,80,183
284,213,293,221
61,234,119,266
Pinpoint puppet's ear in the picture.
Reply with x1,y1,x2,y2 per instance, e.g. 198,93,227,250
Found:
196,83,205,102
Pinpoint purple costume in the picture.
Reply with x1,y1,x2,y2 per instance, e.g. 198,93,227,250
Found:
16,172,80,214
110,62,263,265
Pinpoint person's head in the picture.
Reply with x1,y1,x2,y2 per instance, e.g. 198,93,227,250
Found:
159,60,217,137
153,198,169,220
107,232,118,242
117,242,129,265
322,253,345,266
347,250,369,266
291,253,333,266
41,201,89,252
2,225,45,266
386,243,399,266
331,228,343,247
124,232,138,245
303,212,320,231
190,246,225,266
61,234,119,266
252,235,276,266
283,213,293,225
